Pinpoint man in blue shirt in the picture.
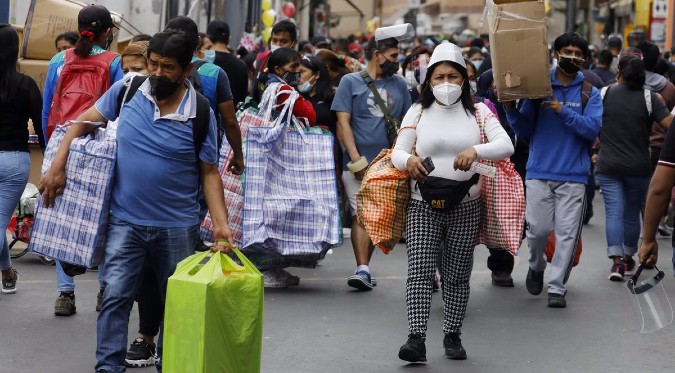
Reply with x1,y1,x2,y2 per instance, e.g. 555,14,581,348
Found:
39,30,234,373
504,33,602,308
332,36,412,290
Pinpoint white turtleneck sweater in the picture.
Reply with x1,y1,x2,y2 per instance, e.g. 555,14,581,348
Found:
391,101,514,202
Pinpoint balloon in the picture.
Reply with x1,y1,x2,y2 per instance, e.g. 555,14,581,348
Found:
282,2,296,18
262,9,276,27
261,0,272,11
262,27,272,43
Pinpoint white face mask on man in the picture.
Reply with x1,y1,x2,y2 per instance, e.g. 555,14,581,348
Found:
432,81,463,106
270,44,281,52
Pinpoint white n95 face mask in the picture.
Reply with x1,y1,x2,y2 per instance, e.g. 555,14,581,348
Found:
432,82,463,106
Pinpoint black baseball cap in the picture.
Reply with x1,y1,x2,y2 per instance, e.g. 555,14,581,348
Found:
311,35,331,47
78,4,115,29
206,20,230,38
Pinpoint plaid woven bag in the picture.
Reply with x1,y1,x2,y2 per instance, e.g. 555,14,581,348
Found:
474,108,525,255
200,85,292,246
355,148,410,253
242,87,340,268
29,125,116,267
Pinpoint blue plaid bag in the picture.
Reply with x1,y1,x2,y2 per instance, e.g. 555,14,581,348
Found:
242,88,340,269
29,125,116,267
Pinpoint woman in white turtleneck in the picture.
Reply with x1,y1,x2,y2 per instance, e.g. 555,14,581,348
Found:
393,42,513,364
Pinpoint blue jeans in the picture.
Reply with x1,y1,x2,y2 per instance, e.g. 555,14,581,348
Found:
597,173,650,258
0,151,30,271
55,260,105,292
95,216,198,373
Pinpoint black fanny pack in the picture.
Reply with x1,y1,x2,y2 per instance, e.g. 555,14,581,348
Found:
417,174,480,211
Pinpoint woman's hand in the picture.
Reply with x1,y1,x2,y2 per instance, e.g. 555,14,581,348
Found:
454,147,478,171
407,156,429,182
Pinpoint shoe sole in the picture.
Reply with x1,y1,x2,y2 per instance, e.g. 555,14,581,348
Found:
445,352,467,360
1,287,17,294
54,307,76,316
548,302,567,308
125,357,156,367
492,279,515,287
347,275,374,290
398,347,426,363
608,273,624,281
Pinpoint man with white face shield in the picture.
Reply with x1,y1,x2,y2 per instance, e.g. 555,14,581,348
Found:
391,41,513,363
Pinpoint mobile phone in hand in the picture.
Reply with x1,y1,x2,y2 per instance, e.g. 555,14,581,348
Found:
422,157,435,173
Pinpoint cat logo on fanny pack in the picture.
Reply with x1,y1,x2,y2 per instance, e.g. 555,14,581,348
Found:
431,200,446,209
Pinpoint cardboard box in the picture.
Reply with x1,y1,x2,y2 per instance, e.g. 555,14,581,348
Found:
21,0,122,60
17,59,51,94
488,0,552,101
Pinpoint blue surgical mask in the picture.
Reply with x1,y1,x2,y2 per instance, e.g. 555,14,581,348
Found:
298,77,315,93
204,50,216,63
472,59,483,71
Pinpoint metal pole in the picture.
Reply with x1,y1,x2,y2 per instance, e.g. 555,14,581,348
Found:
566,0,577,33
0,0,9,24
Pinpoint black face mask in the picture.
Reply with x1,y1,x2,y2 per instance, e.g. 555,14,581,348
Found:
149,75,181,100
558,56,582,75
380,58,399,77
282,71,301,87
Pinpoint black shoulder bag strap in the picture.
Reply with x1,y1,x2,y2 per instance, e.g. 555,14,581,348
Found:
116,75,210,161
360,70,399,146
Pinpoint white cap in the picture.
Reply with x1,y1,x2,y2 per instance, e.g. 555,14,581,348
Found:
374,23,415,42
428,41,466,69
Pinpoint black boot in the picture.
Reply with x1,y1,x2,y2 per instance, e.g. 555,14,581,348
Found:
398,333,426,363
443,332,467,360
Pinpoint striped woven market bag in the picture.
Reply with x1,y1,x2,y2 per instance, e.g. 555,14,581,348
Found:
29,124,116,267
474,109,525,255
356,148,411,253
241,88,340,268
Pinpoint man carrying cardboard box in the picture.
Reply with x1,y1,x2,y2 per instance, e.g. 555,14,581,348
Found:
504,33,602,308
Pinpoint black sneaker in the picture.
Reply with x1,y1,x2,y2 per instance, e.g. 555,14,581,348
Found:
96,288,104,312
548,293,567,308
609,263,624,281
624,256,636,275
398,333,426,363
1,268,18,294
54,292,76,316
443,332,467,360
347,270,374,291
525,268,544,295
125,337,157,367
491,271,514,287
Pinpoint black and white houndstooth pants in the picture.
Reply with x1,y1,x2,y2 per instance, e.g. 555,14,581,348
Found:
405,198,481,338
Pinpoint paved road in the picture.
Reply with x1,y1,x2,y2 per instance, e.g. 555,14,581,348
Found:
3,197,675,373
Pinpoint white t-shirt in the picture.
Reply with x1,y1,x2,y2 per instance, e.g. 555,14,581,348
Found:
391,101,514,202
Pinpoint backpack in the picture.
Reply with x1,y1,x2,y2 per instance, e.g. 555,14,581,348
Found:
46,49,118,140
188,59,208,95
115,76,211,160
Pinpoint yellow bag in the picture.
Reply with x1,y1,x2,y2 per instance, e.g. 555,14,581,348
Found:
163,250,264,373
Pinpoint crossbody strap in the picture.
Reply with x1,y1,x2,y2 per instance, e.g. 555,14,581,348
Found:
360,70,399,146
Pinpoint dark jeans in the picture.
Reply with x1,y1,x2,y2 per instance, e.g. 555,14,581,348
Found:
137,261,163,337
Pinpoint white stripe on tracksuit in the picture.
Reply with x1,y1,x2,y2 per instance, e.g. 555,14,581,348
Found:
525,179,586,295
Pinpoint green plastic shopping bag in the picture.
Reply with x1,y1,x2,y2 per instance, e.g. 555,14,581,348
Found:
163,249,264,373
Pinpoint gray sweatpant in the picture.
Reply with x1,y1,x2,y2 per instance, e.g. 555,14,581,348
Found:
525,179,586,295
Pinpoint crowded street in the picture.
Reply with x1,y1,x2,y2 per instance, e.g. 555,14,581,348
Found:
4,196,675,373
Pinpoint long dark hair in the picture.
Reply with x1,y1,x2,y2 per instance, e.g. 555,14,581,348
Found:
418,61,474,115
618,55,646,90
261,47,300,85
0,24,19,103
299,55,333,101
